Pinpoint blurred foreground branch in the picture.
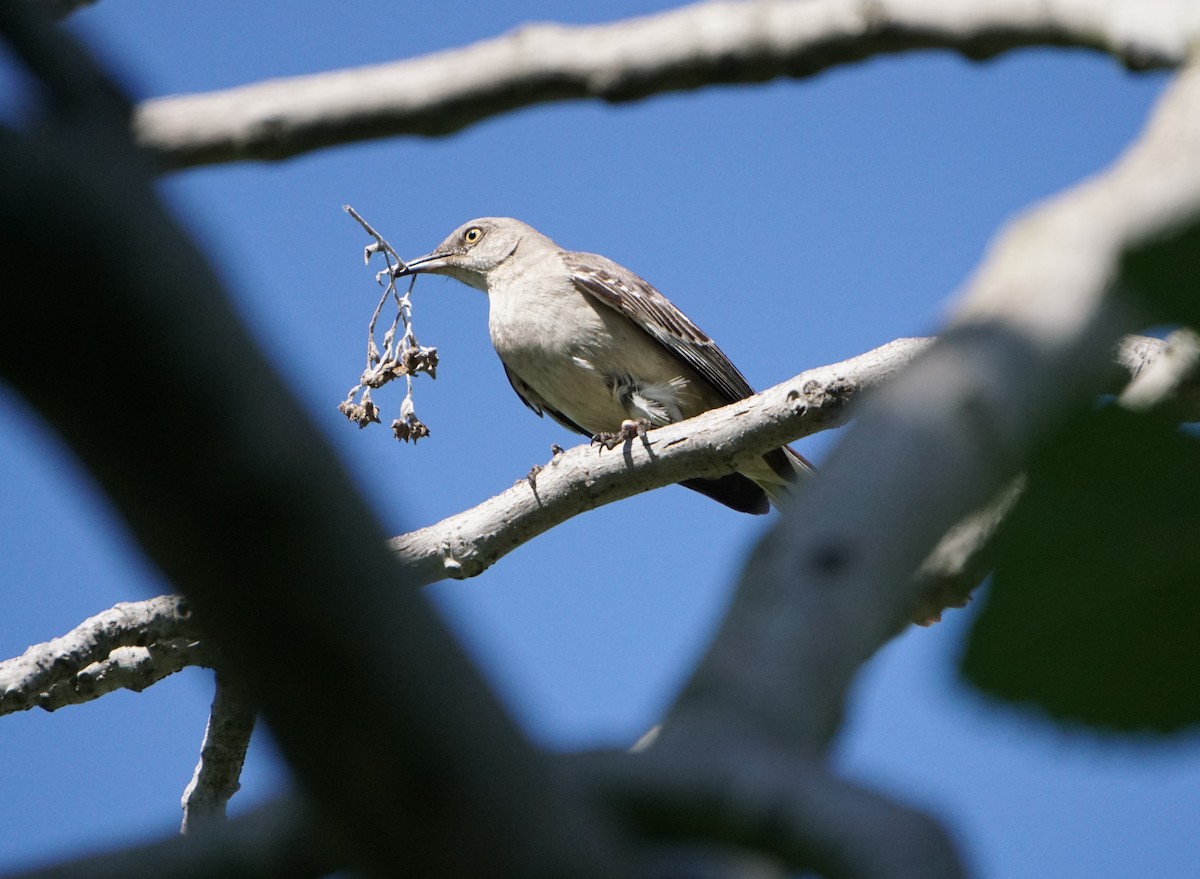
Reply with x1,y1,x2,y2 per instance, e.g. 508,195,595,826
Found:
0,5,623,876
656,51,1200,779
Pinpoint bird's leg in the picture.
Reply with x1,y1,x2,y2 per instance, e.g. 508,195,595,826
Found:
591,418,651,450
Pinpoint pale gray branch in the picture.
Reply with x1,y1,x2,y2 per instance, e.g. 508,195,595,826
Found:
1119,327,1200,413
134,0,1199,169
35,639,209,712
0,329,1174,723
0,595,202,715
181,674,257,835
390,337,932,585
391,333,1175,622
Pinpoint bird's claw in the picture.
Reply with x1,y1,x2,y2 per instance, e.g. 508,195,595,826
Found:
591,419,650,450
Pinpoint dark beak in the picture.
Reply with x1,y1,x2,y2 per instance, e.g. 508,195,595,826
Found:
393,250,452,278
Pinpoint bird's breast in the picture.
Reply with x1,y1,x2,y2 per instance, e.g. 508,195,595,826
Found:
486,279,709,432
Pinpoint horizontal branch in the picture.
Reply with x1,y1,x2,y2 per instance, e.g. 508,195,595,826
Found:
134,0,1200,168
0,595,202,715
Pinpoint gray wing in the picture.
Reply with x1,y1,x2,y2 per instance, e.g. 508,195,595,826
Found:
502,363,592,437
564,251,756,404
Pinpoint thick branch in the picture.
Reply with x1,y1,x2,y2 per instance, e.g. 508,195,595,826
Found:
134,0,1199,169
574,747,964,879
661,59,1200,760
6,795,344,879
587,58,1200,879
0,8,624,876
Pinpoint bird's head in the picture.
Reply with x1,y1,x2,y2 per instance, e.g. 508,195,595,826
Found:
395,217,534,292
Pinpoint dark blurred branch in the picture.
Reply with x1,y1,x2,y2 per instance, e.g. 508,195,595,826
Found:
6,794,343,879
22,0,98,20
573,746,964,879
0,6,623,877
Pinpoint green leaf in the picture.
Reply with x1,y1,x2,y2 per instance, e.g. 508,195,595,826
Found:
961,407,1200,733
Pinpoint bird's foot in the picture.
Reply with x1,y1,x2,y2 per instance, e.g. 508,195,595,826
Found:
592,419,650,450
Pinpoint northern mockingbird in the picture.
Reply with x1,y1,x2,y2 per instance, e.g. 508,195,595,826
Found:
396,217,812,514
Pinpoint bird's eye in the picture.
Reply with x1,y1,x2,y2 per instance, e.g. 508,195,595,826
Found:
463,227,483,244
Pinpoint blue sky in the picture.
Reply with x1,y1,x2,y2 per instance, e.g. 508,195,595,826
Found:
2,2,1198,876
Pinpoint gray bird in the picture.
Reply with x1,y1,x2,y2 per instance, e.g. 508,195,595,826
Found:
396,217,812,514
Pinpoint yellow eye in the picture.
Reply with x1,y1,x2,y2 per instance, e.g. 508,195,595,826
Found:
464,227,483,244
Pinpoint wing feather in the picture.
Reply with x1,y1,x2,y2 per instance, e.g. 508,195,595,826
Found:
502,363,592,437
564,251,756,404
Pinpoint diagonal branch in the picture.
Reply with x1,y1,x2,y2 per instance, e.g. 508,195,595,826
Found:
391,337,931,585
1,330,1182,719
583,57,1200,879
0,330,1177,721
134,0,1199,169
391,332,1181,610
0,7,625,876
660,57,1200,762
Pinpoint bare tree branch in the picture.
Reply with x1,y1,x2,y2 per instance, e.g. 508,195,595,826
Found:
134,0,1199,169
391,337,931,585
6,4,1199,875
0,328,1181,720
391,332,1179,621
181,674,257,835
0,595,201,715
